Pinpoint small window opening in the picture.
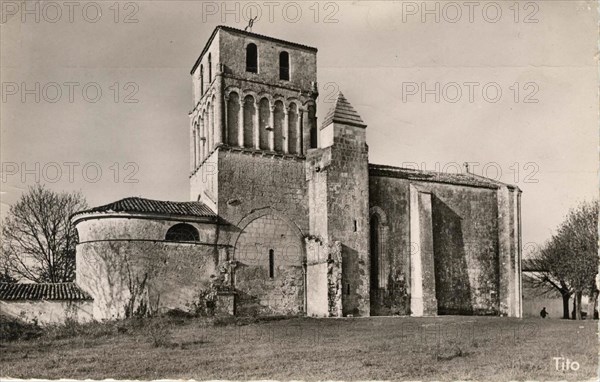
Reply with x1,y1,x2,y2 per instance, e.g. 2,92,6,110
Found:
354,220,358,232
279,51,290,80
269,249,274,278
346,283,351,295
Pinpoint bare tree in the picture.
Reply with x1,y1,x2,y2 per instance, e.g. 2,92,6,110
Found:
525,240,572,319
527,200,598,320
1,184,87,283
557,200,599,319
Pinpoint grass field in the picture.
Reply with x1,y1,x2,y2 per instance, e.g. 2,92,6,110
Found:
1,315,597,381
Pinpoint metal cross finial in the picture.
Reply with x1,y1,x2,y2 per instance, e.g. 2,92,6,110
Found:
245,16,258,32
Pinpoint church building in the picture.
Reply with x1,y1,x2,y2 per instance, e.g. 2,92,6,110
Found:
3,26,523,323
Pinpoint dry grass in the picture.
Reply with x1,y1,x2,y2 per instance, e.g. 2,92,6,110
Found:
0,315,597,381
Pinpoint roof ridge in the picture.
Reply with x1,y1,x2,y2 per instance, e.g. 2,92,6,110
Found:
368,163,516,189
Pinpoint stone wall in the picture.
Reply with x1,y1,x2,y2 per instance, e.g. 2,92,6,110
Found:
308,122,370,316
75,216,218,320
233,214,304,316
305,238,342,317
215,149,309,315
368,177,411,315
217,149,308,228
369,176,504,316
0,300,93,326
190,150,219,212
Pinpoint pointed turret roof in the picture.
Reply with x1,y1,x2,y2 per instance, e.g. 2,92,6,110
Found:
322,92,367,129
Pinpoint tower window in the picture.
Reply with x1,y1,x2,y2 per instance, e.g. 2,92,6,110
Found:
354,220,358,232
279,51,289,80
246,43,258,73
208,53,212,83
268,249,274,278
200,65,204,96
166,223,199,242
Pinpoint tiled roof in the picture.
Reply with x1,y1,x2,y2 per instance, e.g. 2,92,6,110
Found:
322,92,367,128
74,197,216,218
369,163,517,190
191,25,318,74
0,283,93,301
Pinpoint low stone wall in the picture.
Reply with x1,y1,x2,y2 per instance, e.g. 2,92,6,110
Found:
0,300,94,326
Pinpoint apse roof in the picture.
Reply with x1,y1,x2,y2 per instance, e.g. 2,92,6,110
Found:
73,197,216,219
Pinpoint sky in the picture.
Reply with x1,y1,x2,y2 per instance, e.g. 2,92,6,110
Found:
1,0,598,253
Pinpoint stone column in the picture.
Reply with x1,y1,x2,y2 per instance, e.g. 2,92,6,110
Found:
269,105,275,151
199,116,205,163
213,104,219,149
253,99,260,149
238,98,244,147
298,109,304,155
189,118,195,173
193,124,198,169
207,107,213,153
283,107,289,154
216,67,224,147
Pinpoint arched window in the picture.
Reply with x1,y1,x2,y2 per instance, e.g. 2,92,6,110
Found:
200,65,204,96
246,43,258,73
166,223,200,242
243,95,256,148
208,54,212,83
288,103,299,154
279,51,289,80
273,100,285,152
258,98,270,150
227,92,240,146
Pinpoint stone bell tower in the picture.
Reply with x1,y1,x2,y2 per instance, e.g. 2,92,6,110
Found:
307,92,371,316
188,26,319,217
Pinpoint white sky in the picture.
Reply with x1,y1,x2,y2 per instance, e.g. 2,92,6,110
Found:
1,1,598,252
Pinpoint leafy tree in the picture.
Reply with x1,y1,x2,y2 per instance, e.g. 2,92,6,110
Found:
1,184,87,283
